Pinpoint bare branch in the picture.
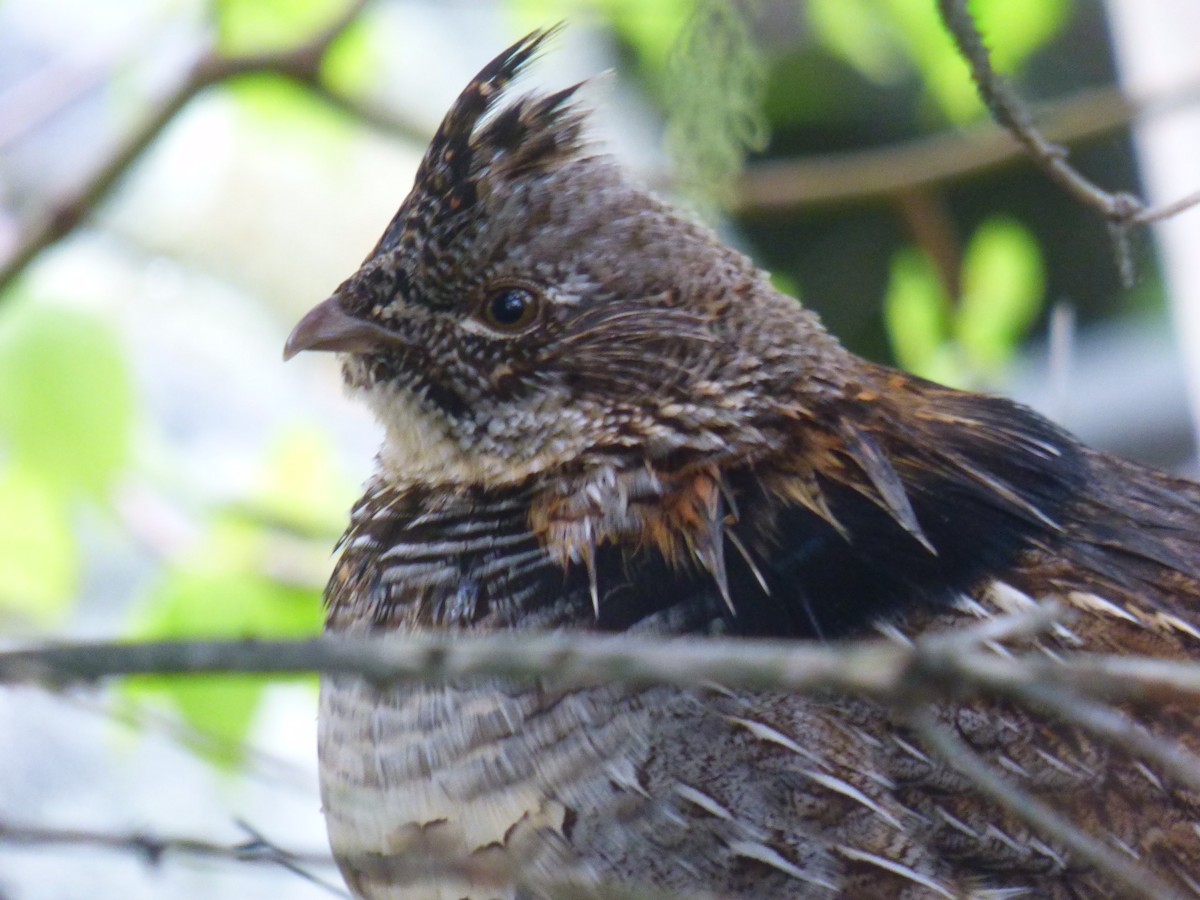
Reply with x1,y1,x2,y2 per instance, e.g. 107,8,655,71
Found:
2,604,1199,713
937,0,1118,211
1138,186,1200,225
1012,681,1200,795
0,630,914,696
947,649,1200,707
733,77,1200,216
935,0,1200,283
0,818,345,895
907,709,1185,900
0,817,711,900
0,0,418,298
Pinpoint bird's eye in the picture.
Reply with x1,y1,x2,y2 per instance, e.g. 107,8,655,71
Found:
478,286,540,333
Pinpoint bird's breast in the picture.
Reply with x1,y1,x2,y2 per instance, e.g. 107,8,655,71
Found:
318,674,646,898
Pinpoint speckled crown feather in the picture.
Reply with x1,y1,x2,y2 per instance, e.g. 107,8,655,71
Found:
369,27,587,261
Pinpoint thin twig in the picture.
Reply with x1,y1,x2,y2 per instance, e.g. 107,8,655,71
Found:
907,709,1185,900
233,819,350,897
0,819,339,875
1138,186,1200,225
733,78,1200,215
70,691,319,791
0,630,913,696
935,0,1200,284
2,605,1199,711
0,817,707,900
0,0,377,298
1015,681,1200,795
952,650,1200,706
937,0,1120,212
4,608,1200,897
921,598,1065,649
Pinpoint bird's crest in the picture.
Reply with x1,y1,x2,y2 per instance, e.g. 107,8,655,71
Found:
371,26,588,257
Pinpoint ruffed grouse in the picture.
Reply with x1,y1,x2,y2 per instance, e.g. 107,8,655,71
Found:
285,30,1200,899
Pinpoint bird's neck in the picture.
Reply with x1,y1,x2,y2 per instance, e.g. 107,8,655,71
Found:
326,363,1110,639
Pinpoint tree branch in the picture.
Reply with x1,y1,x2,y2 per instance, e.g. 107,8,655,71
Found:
733,77,1200,216
0,818,346,896
0,818,716,900
2,604,1199,713
0,0,393,298
0,629,912,695
935,0,1200,283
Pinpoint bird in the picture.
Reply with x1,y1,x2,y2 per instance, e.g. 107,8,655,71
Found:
285,29,1200,899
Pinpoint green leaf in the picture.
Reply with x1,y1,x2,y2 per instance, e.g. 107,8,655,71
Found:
0,464,78,624
214,0,345,56
809,0,1072,123
319,14,376,98
807,0,907,83
0,300,132,498
508,0,694,75
884,247,953,379
973,0,1071,72
224,72,356,157
769,270,801,301
124,509,323,765
881,0,981,122
956,216,1045,371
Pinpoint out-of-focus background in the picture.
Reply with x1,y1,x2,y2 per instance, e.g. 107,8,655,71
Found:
0,1,1197,897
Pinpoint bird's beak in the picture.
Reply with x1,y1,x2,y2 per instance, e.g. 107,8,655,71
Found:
283,295,397,361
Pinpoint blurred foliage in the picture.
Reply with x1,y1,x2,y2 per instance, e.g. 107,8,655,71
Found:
126,569,318,766
217,0,385,163
215,0,347,54
0,295,132,622
510,0,693,74
123,429,344,764
741,0,1117,371
0,297,132,499
809,0,1070,122
885,217,1045,387
512,0,767,212
0,284,335,752
224,73,358,161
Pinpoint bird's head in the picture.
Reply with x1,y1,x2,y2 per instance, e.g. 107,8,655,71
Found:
285,29,839,489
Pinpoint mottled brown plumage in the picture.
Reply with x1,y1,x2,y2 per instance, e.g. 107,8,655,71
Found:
286,30,1200,898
